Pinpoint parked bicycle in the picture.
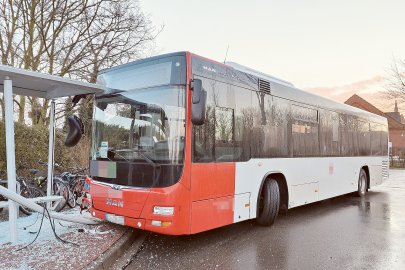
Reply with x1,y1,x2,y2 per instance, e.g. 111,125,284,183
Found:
58,167,87,208
0,177,44,215
27,161,70,212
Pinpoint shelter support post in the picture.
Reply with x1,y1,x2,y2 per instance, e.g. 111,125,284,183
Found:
46,99,56,209
4,76,18,244
0,64,104,244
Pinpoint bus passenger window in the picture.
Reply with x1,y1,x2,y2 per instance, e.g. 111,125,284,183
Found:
291,105,319,157
370,123,383,156
192,77,251,163
358,121,371,156
215,107,236,162
381,125,388,155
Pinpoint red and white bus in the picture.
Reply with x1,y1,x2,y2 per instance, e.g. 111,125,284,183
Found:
85,52,389,235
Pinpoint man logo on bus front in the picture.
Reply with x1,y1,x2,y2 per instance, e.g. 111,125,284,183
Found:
106,198,124,208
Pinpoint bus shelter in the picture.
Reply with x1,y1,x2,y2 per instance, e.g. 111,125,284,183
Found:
0,64,104,243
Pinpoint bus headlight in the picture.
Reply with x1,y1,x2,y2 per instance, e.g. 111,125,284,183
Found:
153,206,174,216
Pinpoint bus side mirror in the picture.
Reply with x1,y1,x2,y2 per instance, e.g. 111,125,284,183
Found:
191,79,207,125
65,116,84,147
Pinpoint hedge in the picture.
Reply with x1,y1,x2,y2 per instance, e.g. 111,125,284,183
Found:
0,122,74,179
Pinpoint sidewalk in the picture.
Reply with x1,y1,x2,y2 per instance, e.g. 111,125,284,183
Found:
0,208,136,270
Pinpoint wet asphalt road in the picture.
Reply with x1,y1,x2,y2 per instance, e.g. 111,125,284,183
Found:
124,170,405,270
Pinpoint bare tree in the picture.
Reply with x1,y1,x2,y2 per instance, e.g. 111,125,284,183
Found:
386,59,405,104
0,0,160,125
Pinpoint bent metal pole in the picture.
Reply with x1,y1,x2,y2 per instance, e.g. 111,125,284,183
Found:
0,185,99,225
4,76,18,243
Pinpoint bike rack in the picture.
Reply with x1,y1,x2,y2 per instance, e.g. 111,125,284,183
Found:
0,65,105,243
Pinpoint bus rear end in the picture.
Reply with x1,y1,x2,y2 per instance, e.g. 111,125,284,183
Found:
86,52,192,235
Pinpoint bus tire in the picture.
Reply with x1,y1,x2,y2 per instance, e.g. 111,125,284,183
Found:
257,179,280,226
357,169,367,197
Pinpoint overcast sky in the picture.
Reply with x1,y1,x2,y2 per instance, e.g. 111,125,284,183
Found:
141,1,405,108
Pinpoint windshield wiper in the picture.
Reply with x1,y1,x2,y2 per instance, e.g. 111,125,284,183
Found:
136,150,160,168
107,148,159,167
136,150,161,188
107,148,161,188
107,149,130,162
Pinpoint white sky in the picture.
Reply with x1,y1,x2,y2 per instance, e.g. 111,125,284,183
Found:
141,0,405,92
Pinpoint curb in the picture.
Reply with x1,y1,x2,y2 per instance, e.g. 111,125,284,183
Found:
85,228,146,270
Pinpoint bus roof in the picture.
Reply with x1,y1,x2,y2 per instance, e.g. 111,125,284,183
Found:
99,51,387,125
225,61,294,87
99,52,187,75
270,81,387,125
200,54,386,125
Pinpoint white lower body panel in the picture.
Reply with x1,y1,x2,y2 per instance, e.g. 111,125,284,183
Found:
234,156,387,219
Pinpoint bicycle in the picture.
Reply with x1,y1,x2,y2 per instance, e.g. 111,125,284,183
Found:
0,177,44,215
59,167,87,208
28,162,70,212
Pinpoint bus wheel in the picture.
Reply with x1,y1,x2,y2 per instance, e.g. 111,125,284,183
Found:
257,179,280,226
357,169,367,197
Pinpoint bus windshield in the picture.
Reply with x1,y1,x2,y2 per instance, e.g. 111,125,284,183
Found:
92,85,186,165
89,54,187,188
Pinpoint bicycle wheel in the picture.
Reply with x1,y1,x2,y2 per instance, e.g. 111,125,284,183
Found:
19,184,45,215
51,178,69,212
67,182,76,208
0,191,4,213
73,178,85,205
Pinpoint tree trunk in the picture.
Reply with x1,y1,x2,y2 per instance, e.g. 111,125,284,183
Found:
18,96,26,124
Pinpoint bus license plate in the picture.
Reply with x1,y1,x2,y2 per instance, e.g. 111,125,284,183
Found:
105,213,125,225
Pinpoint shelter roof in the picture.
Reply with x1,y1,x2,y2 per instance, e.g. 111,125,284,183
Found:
0,64,105,99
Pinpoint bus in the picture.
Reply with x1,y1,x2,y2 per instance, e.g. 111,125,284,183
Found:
84,52,389,235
